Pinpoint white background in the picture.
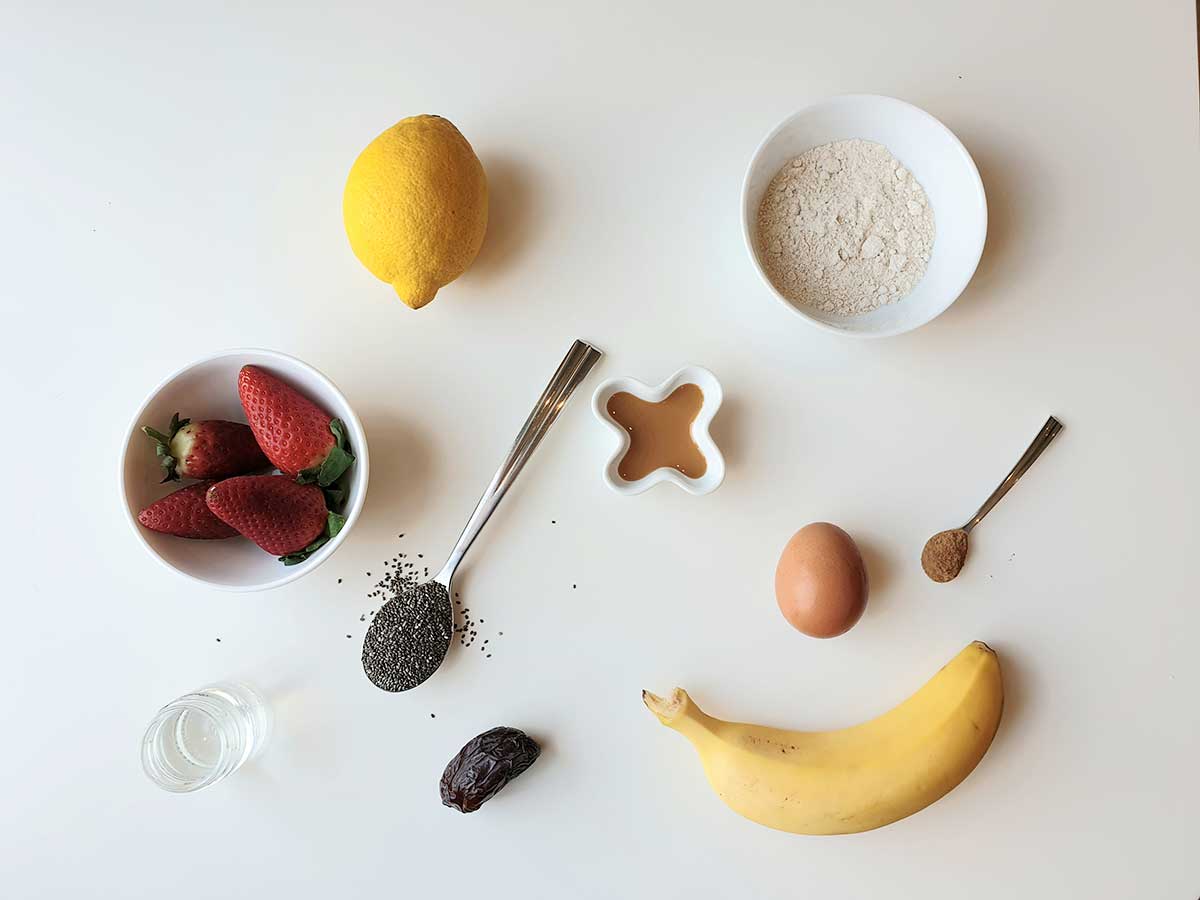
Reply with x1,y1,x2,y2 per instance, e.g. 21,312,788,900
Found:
3,2,1198,897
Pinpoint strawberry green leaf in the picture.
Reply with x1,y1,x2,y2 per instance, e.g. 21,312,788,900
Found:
141,415,188,482
311,420,354,486
279,538,327,566
330,418,349,450
292,421,354,487
327,511,346,538
295,420,354,487
142,426,172,444
316,445,353,487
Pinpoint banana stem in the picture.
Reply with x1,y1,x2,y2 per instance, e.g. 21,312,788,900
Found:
643,688,719,742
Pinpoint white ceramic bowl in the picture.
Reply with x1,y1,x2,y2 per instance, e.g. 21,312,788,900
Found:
592,366,724,496
742,94,987,338
120,348,369,591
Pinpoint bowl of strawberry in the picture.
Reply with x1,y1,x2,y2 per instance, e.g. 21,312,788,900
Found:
121,349,369,591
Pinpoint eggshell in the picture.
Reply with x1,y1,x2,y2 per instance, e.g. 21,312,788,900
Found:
774,522,869,638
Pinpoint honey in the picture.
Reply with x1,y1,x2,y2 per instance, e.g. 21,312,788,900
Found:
605,383,707,482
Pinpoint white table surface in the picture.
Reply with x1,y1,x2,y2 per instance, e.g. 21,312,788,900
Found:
4,2,1198,897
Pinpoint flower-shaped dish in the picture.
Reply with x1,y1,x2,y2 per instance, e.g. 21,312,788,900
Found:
592,366,724,496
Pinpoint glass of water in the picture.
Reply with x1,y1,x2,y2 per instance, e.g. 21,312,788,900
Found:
141,682,271,793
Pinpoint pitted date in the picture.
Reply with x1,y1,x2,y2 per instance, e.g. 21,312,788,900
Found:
439,726,541,813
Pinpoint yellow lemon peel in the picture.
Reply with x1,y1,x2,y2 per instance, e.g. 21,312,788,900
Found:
343,115,488,309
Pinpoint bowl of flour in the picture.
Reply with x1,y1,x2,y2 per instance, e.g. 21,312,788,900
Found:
742,95,986,337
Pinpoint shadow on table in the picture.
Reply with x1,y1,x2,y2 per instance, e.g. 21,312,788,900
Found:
957,139,1022,314
856,535,896,621
919,126,1027,331
709,393,745,476
981,639,1033,758
462,152,540,286
355,413,437,531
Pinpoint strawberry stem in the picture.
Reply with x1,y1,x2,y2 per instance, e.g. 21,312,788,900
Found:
141,412,191,482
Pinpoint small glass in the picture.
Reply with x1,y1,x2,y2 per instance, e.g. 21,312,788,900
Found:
141,681,271,793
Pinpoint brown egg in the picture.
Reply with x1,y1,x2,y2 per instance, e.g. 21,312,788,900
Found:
774,523,869,638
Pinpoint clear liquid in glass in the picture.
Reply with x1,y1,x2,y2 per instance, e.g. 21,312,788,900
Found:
141,682,270,793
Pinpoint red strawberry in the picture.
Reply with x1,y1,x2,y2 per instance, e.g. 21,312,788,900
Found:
137,482,239,539
237,365,354,485
142,413,269,482
205,475,334,558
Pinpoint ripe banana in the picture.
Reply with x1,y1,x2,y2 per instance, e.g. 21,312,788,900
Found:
643,641,1003,835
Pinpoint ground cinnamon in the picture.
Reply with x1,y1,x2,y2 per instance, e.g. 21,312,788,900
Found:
921,529,969,583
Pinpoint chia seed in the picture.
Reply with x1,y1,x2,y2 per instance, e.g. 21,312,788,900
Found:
362,581,452,692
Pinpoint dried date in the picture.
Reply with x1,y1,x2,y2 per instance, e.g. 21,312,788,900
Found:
439,726,541,813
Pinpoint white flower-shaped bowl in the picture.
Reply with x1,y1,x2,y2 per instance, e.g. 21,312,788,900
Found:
592,366,724,496
120,348,369,592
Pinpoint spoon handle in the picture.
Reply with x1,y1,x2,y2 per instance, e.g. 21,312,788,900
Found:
963,416,1063,533
435,339,603,584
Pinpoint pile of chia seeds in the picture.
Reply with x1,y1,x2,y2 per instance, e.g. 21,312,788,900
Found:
362,580,453,692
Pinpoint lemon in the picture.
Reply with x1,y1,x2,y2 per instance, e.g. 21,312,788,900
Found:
343,115,488,309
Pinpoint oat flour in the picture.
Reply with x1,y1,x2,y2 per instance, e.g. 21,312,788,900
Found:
757,140,935,316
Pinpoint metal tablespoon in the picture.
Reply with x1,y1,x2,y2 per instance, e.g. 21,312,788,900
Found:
362,339,603,692
921,416,1063,583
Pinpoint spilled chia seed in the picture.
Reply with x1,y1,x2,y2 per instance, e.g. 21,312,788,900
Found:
346,538,505,690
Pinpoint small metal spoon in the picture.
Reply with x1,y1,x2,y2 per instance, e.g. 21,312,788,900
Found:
922,416,1063,583
362,339,603,692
